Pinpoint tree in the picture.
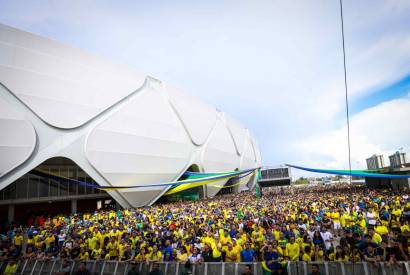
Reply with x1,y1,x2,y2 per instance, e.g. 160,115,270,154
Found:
295,177,309,185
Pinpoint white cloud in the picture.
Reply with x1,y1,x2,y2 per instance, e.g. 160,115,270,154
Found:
296,95,410,170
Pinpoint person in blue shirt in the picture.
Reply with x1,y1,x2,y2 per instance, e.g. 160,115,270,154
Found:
240,242,256,262
229,225,238,239
261,243,282,273
162,240,174,261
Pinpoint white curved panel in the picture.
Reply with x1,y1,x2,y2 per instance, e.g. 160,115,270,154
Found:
0,24,145,128
240,136,257,170
251,136,262,166
238,140,259,192
86,82,192,207
225,115,247,155
202,118,239,172
202,117,239,197
165,85,218,145
0,96,36,177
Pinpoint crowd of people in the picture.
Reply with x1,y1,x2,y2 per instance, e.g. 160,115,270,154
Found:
1,184,410,274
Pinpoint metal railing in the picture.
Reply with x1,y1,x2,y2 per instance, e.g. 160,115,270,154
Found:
287,261,409,275
0,260,409,275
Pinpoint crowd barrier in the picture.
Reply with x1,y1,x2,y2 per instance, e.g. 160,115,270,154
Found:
0,260,409,275
287,261,409,275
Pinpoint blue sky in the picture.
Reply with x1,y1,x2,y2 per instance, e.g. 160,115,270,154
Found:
0,0,409,175
350,75,410,115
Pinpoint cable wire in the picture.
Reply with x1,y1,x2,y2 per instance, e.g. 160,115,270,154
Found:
339,0,352,184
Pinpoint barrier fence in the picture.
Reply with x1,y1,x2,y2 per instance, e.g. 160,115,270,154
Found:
0,260,409,275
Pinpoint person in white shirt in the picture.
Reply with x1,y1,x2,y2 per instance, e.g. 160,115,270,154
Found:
365,207,377,226
57,230,66,248
320,227,333,251
188,247,202,264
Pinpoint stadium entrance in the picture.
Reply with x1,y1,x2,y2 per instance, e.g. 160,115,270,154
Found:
157,164,205,203
0,157,112,225
215,169,241,195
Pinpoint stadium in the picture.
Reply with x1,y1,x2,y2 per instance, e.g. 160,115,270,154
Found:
1,16,410,275
0,23,261,217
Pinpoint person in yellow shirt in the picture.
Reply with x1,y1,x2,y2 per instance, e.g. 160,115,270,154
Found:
301,235,314,256
356,215,366,229
109,211,116,219
220,230,232,251
176,247,189,262
106,238,119,260
285,237,300,261
236,232,247,248
88,234,99,251
3,260,17,275
368,227,382,245
26,236,35,247
147,245,162,262
120,244,133,261
78,248,89,260
329,246,348,262
210,235,223,261
392,206,402,222
225,243,240,262
314,244,325,261
45,233,55,249
250,231,262,248
91,243,102,260
201,231,213,248
118,239,127,259
34,235,44,251
14,232,23,251
341,211,350,228
272,227,281,241
134,247,148,262
401,221,410,234
231,239,243,259
375,221,389,236
278,232,287,247
302,246,312,261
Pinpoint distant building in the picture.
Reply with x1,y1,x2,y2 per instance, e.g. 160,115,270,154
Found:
366,155,385,170
389,152,407,168
365,152,409,190
258,167,292,187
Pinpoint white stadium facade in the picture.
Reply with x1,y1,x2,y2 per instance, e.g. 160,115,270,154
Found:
0,24,261,221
